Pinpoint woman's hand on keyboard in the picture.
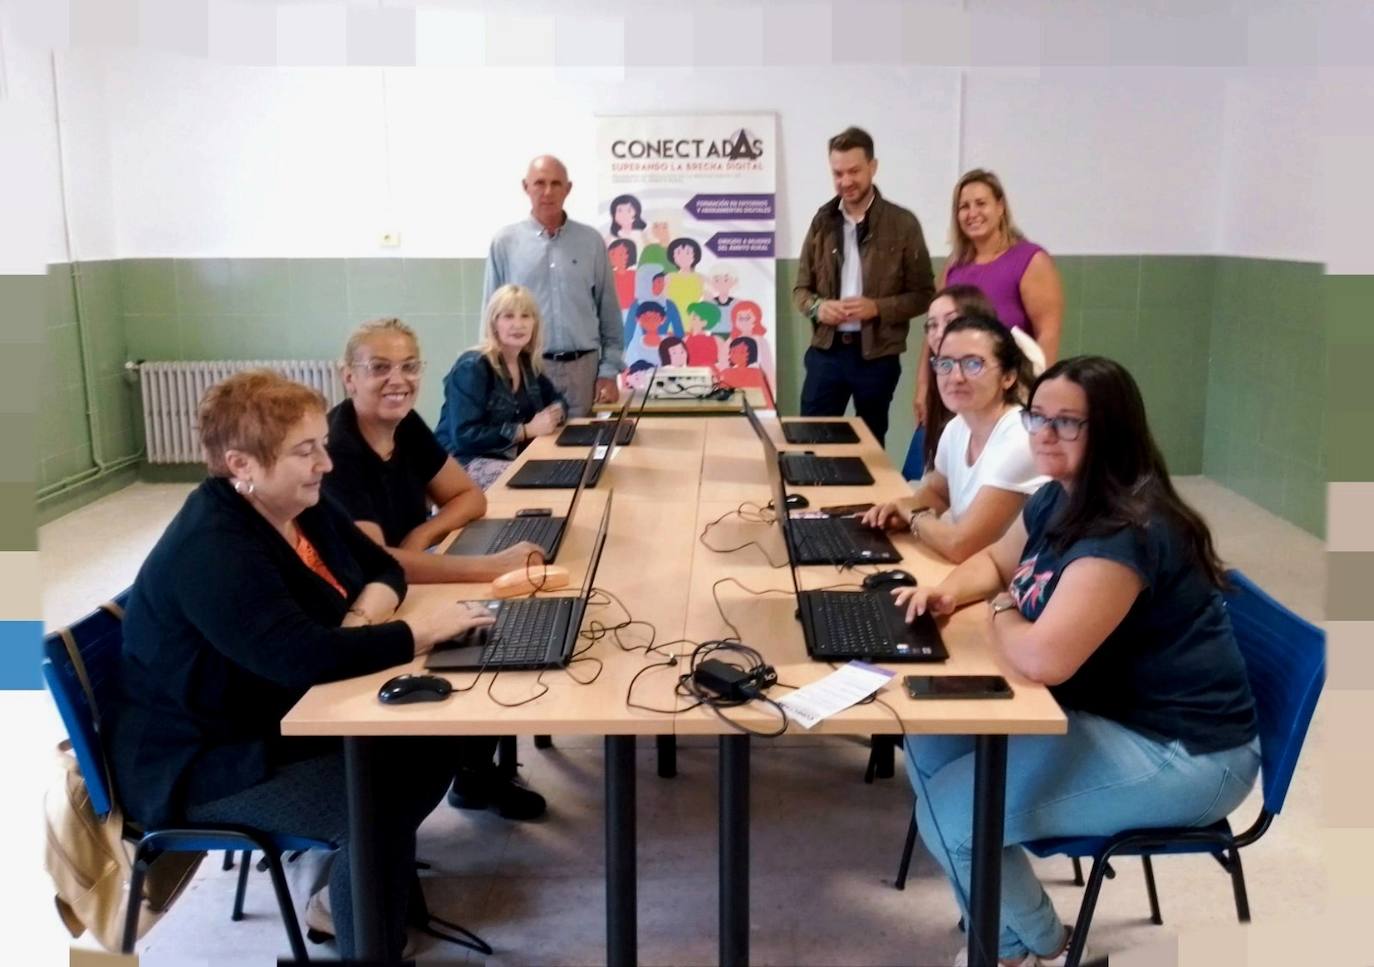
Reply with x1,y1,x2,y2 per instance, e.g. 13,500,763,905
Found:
892,586,956,624
406,601,497,655
861,501,911,531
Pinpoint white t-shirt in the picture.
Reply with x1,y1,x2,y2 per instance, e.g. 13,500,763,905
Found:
933,407,1048,521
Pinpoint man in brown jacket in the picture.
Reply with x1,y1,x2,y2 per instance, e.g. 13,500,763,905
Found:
793,127,935,447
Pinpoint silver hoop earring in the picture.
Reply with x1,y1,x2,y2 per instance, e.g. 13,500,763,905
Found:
233,478,255,496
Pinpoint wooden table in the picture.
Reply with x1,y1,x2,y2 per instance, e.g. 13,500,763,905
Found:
281,412,1066,966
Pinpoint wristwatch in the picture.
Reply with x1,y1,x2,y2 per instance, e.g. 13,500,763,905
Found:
808,297,822,322
909,508,935,538
989,595,1017,619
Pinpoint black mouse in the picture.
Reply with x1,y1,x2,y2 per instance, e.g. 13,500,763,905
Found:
783,493,810,510
863,569,917,592
378,673,452,705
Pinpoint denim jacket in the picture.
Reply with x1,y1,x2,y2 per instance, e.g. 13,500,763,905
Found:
435,350,568,462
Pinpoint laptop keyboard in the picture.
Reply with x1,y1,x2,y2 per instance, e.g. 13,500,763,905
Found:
517,459,587,487
783,455,866,485
791,519,872,563
478,598,569,667
810,593,896,657
489,515,557,553
783,423,859,445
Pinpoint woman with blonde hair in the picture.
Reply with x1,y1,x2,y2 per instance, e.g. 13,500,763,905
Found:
939,169,1063,362
435,284,569,490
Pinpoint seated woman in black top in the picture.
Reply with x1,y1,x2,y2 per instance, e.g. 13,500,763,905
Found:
893,357,1260,967
324,317,548,821
434,284,569,489
105,371,494,961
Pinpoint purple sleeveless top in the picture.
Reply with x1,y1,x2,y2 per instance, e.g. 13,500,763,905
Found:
944,239,1045,333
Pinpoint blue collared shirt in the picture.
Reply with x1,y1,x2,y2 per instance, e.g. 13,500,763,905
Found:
483,214,625,379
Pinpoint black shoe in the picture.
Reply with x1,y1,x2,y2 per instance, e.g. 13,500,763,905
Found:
448,772,547,821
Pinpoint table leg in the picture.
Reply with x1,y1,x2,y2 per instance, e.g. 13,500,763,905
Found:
967,735,1008,967
720,734,750,966
605,736,637,966
344,736,385,960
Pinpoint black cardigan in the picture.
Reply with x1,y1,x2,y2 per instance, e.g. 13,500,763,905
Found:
107,477,415,827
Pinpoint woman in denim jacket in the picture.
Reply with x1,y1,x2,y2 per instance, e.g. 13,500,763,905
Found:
436,284,568,489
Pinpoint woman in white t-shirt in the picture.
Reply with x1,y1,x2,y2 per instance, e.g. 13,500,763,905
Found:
862,314,1047,562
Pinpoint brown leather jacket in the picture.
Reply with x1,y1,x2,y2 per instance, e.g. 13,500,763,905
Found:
792,187,935,359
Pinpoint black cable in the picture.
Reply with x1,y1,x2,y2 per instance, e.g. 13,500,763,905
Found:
698,502,786,567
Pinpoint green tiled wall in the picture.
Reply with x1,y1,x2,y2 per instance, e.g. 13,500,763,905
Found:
1203,258,1326,536
38,254,1330,536
1326,274,1374,483
39,261,140,491
0,273,42,548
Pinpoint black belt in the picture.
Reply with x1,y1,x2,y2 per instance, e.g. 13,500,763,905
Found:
542,349,596,362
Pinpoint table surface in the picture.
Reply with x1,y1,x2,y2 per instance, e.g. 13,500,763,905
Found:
282,415,1066,739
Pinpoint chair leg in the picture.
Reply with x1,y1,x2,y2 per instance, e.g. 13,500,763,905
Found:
1064,857,1112,967
260,849,310,962
1227,847,1251,922
231,849,253,921
1140,855,1163,925
222,850,236,871
496,735,518,780
894,808,918,890
534,734,553,750
1071,856,1084,886
122,850,150,954
656,734,677,778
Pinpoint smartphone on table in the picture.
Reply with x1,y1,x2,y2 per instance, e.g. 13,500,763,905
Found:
903,675,1013,700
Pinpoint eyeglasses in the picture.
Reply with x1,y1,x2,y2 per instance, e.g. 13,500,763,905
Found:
352,359,425,379
931,355,988,378
1021,410,1088,441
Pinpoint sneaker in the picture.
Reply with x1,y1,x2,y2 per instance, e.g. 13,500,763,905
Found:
447,772,547,821
951,926,1072,967
305,887,416,959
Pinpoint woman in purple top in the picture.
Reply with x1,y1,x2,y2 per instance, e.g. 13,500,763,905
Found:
940,170,1064,352
917,170,1065,445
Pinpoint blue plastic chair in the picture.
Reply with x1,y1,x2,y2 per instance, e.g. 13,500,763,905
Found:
901,426,927,481
42,593,333,960
893,569,1325,967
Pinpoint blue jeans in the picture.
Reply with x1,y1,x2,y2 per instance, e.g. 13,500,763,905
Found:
906,711,1260,961
800,341,902,447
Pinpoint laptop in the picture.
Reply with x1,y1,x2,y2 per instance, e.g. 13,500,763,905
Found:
741,396,873,487
754,371,861,445
426,491,614,671
555,368,656,447
506,399,630,489
761,433,899,565
444,437,598,562
771,475,947,664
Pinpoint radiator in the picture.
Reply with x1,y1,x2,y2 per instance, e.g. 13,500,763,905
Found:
136,360,346,464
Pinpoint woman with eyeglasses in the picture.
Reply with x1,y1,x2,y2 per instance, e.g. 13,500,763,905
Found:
324,317,550,831
892,356,1259,967
862,314,1047,563
435,285,569,490
912,285,999,474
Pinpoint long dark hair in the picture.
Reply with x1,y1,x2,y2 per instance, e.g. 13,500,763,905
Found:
1033,356,1227,589
921,285,999,472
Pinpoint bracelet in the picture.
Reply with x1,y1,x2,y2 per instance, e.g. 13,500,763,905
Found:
909,508,934,538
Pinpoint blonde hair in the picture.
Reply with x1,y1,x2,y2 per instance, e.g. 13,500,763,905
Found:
947,168,1025,268
199,370,326,476
478,284,547,376
343,317,420,366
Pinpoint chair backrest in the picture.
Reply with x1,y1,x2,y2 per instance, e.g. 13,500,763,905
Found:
41,590,132,820
901,425,926,481
1222,570,1324,815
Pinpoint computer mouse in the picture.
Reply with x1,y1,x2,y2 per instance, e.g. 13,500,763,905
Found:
377,673,452,705
784,493,810,510
862,569,918,592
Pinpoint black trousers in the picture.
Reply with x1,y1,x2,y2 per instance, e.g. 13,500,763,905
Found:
799,338,903,448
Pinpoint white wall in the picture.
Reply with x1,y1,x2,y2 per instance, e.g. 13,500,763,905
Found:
0,15,67,273
1214,70,1322,264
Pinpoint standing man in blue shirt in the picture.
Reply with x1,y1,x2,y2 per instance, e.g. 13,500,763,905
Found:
484,155,624,416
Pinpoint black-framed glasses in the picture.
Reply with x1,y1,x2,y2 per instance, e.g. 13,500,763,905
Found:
1021,410,1088,441
931,355,988,378
353,359,425,379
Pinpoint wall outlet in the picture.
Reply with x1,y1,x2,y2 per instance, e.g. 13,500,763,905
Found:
380,231,401,247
